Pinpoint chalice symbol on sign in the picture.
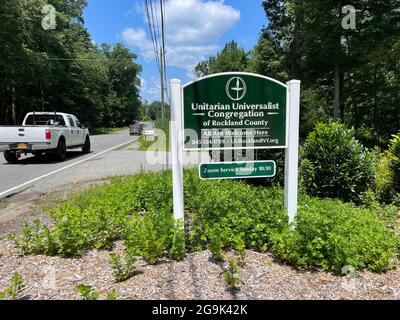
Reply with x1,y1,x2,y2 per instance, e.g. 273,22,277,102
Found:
226,77,247,101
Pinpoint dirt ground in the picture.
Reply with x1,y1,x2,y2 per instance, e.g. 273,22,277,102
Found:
1,184,400,300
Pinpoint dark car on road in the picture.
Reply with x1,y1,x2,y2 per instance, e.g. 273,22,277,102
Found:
129,123,142,136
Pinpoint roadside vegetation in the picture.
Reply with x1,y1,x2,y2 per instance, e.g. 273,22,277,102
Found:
138,120,170,151
9,123,400,279
138,136,156,151
90,127,129,136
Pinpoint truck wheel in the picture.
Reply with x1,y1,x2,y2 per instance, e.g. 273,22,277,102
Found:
54,138,67,161
82,136,91,154
4,151,18,164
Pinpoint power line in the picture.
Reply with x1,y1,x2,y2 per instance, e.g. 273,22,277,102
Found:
145,0,161,73
46,57,126,61
160,0,170,103
144,0,169,114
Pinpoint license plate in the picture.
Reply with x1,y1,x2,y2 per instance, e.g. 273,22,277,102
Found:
17,143,28,149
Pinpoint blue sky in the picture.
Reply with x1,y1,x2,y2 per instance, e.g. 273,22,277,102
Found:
84,0,267,102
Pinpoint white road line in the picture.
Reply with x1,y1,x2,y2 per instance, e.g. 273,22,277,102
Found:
0,138,137,199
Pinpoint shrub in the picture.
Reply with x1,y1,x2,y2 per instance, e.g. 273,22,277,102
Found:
76,284,100,300
125,215,167,265
271,197,398,272
0,273,25,300
187,172,287,252
300,122,375,204
373,150,396,204
109,252,137,282
168,222,186,261
11,169,398,274
106,290,118,300
389,133,400,192
232,234,246,267
208,226,224,262
10,220,48,255
224,260,241,290
76,284,118,300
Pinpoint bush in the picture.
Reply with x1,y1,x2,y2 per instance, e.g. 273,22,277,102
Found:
224,260,242,290
76,284,118,300
300,122,375,204
389,132,400,192
0,273,25,300
168,222,186,261
271,197,398,273
208,226,224,262
11,169,398,274
125,215,168,265
109,252,137,282
76,284,100,300
373,150,396,204
186,173,288,252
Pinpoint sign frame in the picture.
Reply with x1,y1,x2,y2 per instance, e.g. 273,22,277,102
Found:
181,72,290,151
199,160,277,180
170,73,301,224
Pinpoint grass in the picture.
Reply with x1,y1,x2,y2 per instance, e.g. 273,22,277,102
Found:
138,120,170,151
91,127,129,135
154,120,170,151
138,136,158,151
10,170,400,273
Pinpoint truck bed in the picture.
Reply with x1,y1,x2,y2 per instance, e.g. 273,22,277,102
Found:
0,126,53,144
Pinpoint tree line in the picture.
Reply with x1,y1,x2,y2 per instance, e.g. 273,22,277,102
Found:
195,0,400,147
0,0,142,129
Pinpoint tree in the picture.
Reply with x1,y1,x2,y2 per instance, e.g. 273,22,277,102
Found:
194,41,248,78
0,0,143,130
248,31,288,80
260,0,400,143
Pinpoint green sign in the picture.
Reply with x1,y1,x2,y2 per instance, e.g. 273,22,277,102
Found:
199,161,276,180
183,72,287,151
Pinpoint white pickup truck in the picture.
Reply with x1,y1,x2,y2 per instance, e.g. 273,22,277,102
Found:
0,112,91,163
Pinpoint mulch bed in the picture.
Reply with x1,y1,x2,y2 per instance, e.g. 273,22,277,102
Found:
1,239,400,300
1,184,400,300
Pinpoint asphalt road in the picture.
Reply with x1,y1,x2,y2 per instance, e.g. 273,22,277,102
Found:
0,129,140,198
0,122,210,200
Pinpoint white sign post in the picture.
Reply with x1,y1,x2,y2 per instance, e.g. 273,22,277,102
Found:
284,80,301,224
170,79,184,221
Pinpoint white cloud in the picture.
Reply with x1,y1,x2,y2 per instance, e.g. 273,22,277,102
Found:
140,77,161,101
122,28,154,61
122,0,240,75
166,0,240,47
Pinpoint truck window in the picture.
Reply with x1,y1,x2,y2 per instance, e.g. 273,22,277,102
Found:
67,116,76,127
73,117,81,128
24,115,66,126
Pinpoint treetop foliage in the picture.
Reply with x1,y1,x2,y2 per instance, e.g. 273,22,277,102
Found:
195,1,400,145
0,0,142,128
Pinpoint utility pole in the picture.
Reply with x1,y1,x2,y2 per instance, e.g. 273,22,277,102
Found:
160,0,169,170
160,0,166,124
160,47,165,122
